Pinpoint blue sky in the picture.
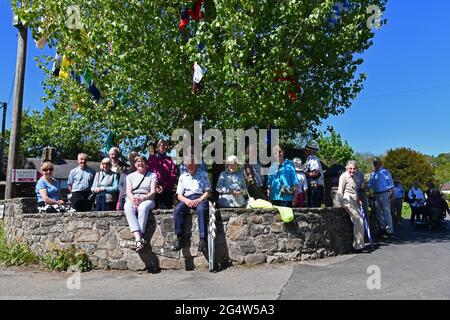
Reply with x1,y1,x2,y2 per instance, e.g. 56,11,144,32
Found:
1,0,449,156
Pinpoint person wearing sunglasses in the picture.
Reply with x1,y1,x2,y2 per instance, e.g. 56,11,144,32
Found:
35,162,64,207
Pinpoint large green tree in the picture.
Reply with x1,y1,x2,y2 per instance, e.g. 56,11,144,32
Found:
13,0,387,150
383,148,436,191
19,107,105,161
317,130,355,166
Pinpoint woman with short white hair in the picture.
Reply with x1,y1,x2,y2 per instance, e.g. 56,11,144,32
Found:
338,160,365,253
216,155,248,208
91,158,119,211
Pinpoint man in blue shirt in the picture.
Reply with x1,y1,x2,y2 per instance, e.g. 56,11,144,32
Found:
68,153,96,212
391,179,404,229
367,158,395,236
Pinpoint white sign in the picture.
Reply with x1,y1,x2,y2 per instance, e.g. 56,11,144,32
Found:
0,204,4,219
12,169,38,182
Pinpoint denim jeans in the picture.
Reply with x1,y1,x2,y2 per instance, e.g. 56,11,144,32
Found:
374,192,394,234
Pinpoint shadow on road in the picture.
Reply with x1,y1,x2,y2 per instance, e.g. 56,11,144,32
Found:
374,219,450,247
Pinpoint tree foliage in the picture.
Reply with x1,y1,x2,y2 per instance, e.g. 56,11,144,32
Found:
434,153,450,185
12,0,387,150
317,130,355,166
20,107,105,161
383,148,436,191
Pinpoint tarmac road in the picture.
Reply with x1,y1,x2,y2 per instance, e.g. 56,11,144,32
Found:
1,220,449,300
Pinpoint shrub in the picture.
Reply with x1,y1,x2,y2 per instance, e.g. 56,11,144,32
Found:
0,222,39,267
42,245,93,272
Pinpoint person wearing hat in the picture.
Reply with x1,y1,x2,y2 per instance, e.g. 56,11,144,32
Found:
304,142,324,208
147,140,178,209
293,158,308,207
216,155,248,208
367,158,395,236
267,145,299,207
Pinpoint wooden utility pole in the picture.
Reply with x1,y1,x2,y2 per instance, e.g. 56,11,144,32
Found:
0,102,6,174
5,16,27,199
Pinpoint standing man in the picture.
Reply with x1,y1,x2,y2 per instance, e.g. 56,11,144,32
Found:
367,158,395,236
147,140,178,209
267,145,299,207
408,181,426,226
338,161,365,253
392,179,405,229
109,147,127,175
68,153,96,212
304,142,324,208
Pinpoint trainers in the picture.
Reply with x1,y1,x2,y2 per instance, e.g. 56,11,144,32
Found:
172,238,183,251
198,239,207,252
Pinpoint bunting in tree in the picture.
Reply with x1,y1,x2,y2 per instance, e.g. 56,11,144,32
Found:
179,0,206,31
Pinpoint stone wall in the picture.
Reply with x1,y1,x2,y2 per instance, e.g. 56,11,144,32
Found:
1,198,353,271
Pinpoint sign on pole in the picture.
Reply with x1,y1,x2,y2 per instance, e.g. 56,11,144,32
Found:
12,169,38,182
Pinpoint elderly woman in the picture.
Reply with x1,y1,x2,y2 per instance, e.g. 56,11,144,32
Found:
91,158,119,211
35,161,64,207
216,155,247,208
338,160,365,253
124,155,157,252
172,155,211,252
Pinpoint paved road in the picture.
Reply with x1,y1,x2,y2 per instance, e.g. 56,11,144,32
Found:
1,220,449,300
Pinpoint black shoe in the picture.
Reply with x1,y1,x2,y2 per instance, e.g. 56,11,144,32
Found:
198,239,207,252
352,248,364,254
172,238,183,251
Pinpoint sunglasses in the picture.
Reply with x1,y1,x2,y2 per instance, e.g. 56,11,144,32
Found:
43,168,54,172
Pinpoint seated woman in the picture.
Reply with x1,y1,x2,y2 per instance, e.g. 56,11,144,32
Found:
216,155,247,208
35,161,64,208
91,158,119,211
117,151,139,210
426,188,450,229
124,155,157,252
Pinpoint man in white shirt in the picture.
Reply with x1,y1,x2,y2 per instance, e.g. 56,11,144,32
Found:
408,181,426,226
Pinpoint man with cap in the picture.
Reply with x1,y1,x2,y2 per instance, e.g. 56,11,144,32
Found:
367,158,395,236
304,142,324,208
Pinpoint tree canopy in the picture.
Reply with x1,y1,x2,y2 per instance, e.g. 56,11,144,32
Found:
13,0,386,151
383,148,436,191
317,130,355,166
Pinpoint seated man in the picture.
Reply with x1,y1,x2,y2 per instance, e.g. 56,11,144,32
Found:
426,188,450,229
172,155,211,252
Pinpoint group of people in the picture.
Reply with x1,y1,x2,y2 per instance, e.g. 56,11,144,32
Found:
34,141,327,253
337,158,450,253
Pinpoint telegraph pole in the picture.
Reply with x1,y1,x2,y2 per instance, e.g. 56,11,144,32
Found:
5,16,27,199
0,102,6,174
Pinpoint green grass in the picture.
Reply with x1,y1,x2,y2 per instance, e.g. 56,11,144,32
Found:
0,221,93,271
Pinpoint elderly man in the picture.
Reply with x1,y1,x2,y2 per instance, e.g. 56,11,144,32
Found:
108,147,127,174
68,153,96,212
172,156,211,252
338,161,365,253
367,158,395,237
304,142,324,208
147,140,178,209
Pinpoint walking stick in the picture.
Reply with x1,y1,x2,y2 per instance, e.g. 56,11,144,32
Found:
360,205,374,251
208,201,216,272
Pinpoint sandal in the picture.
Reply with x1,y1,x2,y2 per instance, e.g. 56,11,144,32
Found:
134,238,146,252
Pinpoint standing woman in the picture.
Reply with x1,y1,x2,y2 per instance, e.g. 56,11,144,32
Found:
124,156,157,252
91,158,119,211
36,161,64,207
338,160,365,253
